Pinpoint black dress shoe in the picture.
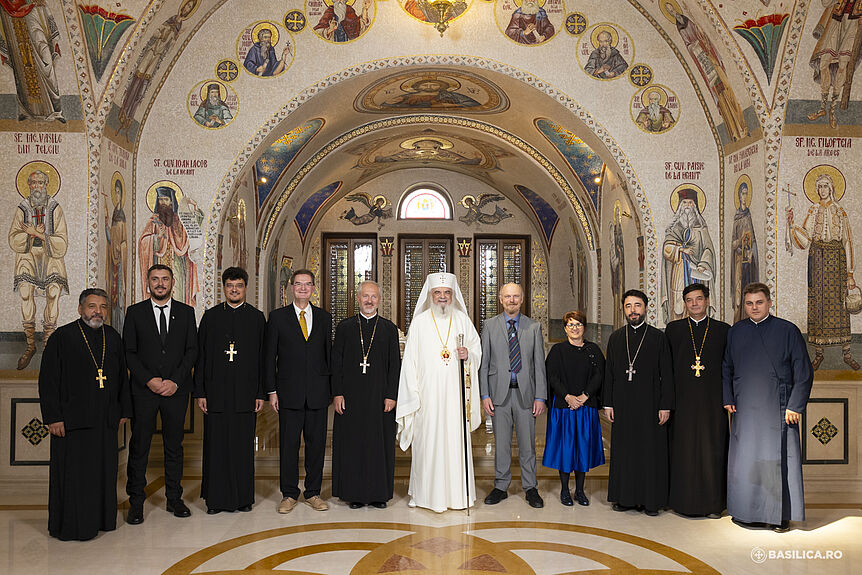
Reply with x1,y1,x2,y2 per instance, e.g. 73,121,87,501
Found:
560,490,573,506
127,505,144,525
525,488,544,508
238,504,253,512
206,508,221,515
644,508,659,516
732,517,766,529
167,499,191,517
574,491,590,506
370,501,387,509
349,502,365,509
771,520,790,533
612,503,632,512
484,488,508,505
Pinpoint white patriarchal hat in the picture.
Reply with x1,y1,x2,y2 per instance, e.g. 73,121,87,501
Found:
411,272,468,319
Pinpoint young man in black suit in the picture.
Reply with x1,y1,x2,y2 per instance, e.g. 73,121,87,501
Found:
123,264,198,524
265,269,332,513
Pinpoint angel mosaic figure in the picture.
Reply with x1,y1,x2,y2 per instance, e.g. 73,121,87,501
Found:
458,194,513,226
341,193,392,229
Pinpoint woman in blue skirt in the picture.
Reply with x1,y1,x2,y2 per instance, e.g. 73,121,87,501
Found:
542,310,605,506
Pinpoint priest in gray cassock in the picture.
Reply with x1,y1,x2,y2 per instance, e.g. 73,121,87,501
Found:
723,282,812,532
331,280,401,508
193,267,266,514
397,272,482,512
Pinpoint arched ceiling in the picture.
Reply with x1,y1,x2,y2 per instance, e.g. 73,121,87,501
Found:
248,65,616,251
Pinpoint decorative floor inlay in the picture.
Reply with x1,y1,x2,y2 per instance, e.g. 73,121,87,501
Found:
162,521,721,575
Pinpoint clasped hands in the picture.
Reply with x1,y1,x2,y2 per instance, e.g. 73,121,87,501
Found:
146,377,178,396
564,393,588,410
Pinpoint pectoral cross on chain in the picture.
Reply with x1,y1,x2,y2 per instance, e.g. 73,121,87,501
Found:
359,359,370,374
96,368,107,389
225,342,238,362
691,356,705,377
626,365,636,381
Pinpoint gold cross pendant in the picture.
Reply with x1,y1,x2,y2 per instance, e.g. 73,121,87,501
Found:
96,368,107,389
691,356,705,378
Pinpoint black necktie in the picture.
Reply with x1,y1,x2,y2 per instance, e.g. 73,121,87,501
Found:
157,305,167,344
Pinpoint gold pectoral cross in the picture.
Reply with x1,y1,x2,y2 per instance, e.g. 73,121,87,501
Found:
225,342,238,362
691,356,705,377
96,368,107,389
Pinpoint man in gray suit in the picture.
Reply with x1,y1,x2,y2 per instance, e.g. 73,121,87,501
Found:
479,283,547,508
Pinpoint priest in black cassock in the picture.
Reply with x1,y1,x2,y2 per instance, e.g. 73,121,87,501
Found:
194,267,266,514
665,283,729,517
604,289,673,515
723,282,813,532
331,280,401,508
39,289,131,540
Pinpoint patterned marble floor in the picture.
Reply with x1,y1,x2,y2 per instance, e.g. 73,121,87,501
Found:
1,477,859,575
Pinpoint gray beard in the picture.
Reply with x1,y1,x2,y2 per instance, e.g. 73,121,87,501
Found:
334,2,347,21
679,206,697,228
648,103,661,120
83,317,104,329
29,189,48,208
598,46,609,59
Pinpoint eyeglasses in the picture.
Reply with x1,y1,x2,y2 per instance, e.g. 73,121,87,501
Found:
565,322,584,329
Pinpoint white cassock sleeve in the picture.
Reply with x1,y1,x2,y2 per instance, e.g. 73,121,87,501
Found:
463,318,482,433
395,323,422,451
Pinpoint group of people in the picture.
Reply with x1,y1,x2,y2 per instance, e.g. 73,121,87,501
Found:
38,264,812,542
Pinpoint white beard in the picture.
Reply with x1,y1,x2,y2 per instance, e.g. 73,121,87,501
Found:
29,189,48,208
432,302,450,318
648,103,661,120
520,1,539,15
333,1,347,22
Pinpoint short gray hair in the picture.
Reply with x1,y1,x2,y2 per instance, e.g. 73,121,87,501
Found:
79,288,108,305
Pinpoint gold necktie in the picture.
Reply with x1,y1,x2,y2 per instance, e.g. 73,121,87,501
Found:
299,310,309,341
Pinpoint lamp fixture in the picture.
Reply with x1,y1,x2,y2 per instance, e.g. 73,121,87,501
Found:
417,0,467,36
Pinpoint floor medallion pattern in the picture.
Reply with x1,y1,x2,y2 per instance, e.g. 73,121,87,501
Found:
162,521,721,574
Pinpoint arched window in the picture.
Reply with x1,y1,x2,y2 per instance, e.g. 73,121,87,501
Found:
398,186,453,220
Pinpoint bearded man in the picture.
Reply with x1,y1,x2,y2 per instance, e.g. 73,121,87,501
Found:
661,187,716,323
505,0,555,45
314,0,370,42
138,186,198,306
9,169,69,369
396,272,482,512
242,27,290,77
193,83,232,127
636,90,675,132
585,30,629,78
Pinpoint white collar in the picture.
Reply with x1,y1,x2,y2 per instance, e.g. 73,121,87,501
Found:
689,315,707,325
750,315,769,325
360,312,378,320
227,301,244,309
628,321,645,330
151,298,171,308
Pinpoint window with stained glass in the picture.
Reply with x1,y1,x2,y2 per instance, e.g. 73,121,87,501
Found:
323,235,376,334
399,236,453,332
398,187,452,220
475,237,529,334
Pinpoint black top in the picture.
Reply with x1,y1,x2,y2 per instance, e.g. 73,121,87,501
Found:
39,319,132,430
545,339,604,409
194,302,267,412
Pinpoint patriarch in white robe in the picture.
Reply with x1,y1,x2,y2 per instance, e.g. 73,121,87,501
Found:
396,272,481,512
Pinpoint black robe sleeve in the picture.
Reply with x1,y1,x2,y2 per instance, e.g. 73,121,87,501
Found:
385,321,401,401
117,331,132,419
657,329,674,410
38,328,63,425
256,310,266,400
603,332,618,409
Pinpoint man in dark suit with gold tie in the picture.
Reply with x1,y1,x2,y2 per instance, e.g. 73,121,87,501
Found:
265,269,332,513
123,264,197,524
